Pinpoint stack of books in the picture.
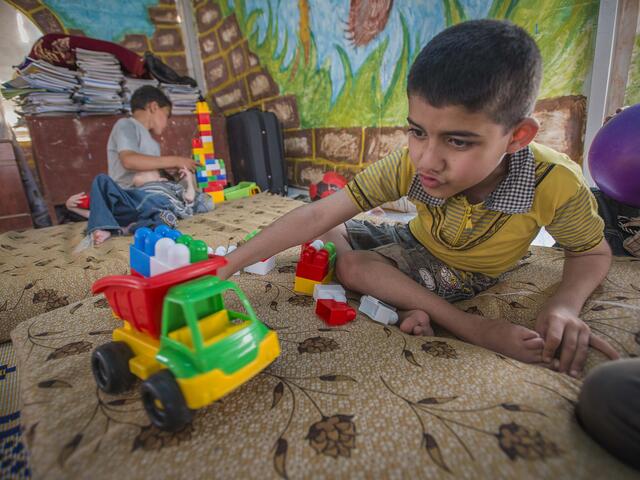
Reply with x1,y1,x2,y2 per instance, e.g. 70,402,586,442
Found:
73,48,124,114
1,58,79,115
2,51,202,117
160,83,200,115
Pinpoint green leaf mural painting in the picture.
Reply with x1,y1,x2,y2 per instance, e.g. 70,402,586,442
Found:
222,0,599,128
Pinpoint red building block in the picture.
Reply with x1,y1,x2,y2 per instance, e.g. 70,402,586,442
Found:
192,138,202,148
77,193,90,209
315,299,356,326
296,244,330,281
197,113,211,124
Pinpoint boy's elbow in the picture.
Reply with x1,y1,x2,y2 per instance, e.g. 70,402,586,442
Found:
119,151,135,169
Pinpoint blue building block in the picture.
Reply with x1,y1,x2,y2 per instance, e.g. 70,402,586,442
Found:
130,226,184,276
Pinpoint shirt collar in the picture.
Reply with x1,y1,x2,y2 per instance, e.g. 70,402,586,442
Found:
407,145,536,214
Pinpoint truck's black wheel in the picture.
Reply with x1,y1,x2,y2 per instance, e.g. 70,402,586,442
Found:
141,370,193,431
91,341,136,394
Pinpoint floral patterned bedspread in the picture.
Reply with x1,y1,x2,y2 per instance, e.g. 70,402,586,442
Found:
9,238,640,479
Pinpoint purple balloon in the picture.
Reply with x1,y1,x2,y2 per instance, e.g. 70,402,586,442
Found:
588,103,640,207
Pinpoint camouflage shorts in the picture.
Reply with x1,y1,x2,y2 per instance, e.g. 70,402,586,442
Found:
344,220,498,302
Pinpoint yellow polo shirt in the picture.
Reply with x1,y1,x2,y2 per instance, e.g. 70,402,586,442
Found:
345,142,604,278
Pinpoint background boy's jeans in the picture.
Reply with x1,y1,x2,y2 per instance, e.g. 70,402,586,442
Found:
87,174,175,235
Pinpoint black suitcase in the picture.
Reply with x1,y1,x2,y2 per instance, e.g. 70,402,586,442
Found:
226,109,288,195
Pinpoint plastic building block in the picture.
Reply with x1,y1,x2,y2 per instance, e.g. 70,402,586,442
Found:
313,284,346,303
77,193,90,209
294,269,333,295
296,240,336,282
244,229,260,241
358,295,398,325
150,238,191,276
207,191,225,203
244,256,276,275
315,299,356,326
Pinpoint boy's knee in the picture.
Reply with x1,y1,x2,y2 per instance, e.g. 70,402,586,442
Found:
577,359,640,469
335,251,362,288
578,360,640,416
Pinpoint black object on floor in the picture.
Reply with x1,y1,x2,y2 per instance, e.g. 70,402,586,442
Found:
226,109,287,196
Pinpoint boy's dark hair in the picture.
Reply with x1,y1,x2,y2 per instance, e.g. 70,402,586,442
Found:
130,85,172,112
408,19,542,129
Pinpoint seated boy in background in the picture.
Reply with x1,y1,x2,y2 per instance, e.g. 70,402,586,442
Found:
77,86,212,244
218,20,619,376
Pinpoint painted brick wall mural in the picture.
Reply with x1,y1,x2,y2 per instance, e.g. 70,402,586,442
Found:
7,0,190,77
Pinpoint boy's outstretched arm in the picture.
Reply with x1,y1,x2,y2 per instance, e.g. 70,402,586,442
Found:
218,190,359,279
119,151,196,172
535,239,619,376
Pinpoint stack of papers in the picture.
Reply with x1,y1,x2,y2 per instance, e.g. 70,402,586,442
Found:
122,77,159,113
160,83,200,115
74,48,124,114
1,58,79,115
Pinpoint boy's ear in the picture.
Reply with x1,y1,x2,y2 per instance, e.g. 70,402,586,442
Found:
147,101,159,112
506,117,539,153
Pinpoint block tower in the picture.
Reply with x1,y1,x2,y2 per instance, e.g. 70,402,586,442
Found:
193,100,227,203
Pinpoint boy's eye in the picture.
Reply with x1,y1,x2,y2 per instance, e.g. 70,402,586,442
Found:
408,128,426,139
448,138,472,148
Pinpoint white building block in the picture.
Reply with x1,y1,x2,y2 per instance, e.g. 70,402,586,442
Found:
244,256,276,275
313,284,346,303
359,295,398,325
150,238,190,276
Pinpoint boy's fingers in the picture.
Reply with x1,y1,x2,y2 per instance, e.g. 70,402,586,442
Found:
590,335,620,360
542,322,563,363
558,326,578,373
569,330,590,377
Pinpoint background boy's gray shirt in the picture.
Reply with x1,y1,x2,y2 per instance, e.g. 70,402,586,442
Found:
107,117,161,188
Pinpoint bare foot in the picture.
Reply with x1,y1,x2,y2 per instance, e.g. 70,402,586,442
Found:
398,309,434,336
92,229,112,246
469,315,545,363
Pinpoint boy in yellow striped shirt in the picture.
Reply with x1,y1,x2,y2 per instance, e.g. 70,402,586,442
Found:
220,19,618,375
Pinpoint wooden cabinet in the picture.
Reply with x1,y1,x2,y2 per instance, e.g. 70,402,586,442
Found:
26,113,231,224
0,141,33,232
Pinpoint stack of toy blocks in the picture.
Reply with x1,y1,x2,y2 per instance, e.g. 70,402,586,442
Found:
130,225,211,277
294,240,336,295
193,101,227,204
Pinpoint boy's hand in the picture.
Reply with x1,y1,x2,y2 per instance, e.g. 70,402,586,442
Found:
66,192,87,209
178,166,193,181
535,304,619,376
174,156,197,172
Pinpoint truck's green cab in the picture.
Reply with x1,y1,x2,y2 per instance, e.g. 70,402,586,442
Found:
156,275,271,379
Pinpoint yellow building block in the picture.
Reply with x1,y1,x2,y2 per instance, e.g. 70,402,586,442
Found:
293,270,334,295
198,124,212,132
196,101,211,114
207,191,225,203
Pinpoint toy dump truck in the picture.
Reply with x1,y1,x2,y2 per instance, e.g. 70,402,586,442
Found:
90,226,280,431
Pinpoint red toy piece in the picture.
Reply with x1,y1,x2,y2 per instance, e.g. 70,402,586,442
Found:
78,194,90,209
309,172,348,201
296,243,330,281
315,299,356,326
